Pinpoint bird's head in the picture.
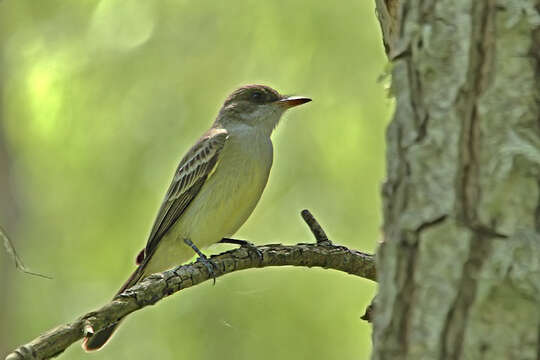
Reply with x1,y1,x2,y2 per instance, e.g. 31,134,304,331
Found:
215,84,311,134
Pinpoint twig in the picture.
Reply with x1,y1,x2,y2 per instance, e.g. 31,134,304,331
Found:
1,225,52,279
5,211,376,360
301,209,331,244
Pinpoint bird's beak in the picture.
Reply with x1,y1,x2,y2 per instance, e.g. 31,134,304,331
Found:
278,96,312,109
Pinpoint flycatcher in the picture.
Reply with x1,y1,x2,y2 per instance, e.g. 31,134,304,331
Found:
83,84,311,350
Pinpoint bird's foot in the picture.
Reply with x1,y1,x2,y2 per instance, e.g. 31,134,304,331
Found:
219,238,263,263
184,238,217,285
196,255,218,285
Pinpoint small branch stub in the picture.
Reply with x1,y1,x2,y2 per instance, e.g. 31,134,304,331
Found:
301,209,331,244
83,323,94,337
361,297,375,323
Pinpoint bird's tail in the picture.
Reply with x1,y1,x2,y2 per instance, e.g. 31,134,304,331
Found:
82,265,143,351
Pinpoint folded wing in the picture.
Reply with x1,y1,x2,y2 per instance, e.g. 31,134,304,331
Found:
143,128,229,262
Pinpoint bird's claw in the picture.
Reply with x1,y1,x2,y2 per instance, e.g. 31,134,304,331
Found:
219,238,263,263
241,241,263,263
184,238,218,285
196,255,217,285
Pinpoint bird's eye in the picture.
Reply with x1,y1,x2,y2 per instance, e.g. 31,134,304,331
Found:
251,91,263,102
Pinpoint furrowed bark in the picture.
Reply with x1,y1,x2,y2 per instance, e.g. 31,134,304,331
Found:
374,1,540,359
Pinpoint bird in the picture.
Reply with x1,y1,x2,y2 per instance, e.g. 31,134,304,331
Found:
83,84,311,351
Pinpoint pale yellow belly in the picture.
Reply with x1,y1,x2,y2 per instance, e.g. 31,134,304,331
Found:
142,137,272,277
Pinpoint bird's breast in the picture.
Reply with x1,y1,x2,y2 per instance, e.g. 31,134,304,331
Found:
179,133,273,242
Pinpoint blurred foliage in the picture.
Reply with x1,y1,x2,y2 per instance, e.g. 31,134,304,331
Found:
0,0,391,359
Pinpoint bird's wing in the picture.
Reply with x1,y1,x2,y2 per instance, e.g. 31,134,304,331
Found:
143,128,228,260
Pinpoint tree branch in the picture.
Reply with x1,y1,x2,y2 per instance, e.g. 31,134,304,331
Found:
5,210,375,360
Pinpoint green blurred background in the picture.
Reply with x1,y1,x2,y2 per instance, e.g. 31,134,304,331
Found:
0,1,390,359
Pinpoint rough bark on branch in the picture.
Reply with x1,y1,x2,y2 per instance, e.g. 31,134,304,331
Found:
5,211,375,360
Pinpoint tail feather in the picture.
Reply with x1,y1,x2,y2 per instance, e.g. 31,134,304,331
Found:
82,265,143,351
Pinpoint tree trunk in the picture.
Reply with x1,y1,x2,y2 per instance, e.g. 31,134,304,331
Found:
373,1,540,359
